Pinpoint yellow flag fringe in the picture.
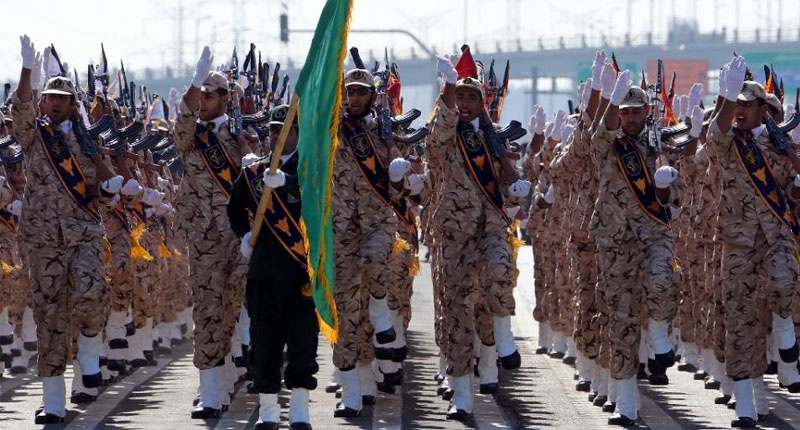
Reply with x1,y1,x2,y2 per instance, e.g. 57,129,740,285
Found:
103,236,112,267
130,223,153,261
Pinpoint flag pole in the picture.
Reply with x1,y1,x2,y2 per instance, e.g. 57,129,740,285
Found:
249,95,300,248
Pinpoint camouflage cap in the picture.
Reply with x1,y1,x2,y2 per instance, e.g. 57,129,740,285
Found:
455,77,484,98
737,81,767,102
344,69,375,88
41,76,77,97
765,93,783,113
619,87,648,109
200,71,229,93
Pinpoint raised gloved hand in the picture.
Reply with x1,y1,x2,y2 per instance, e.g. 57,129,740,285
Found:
549,109,567,141
508,179,532,197
20,34,36,69
120,178,143,196
388,157,411,182
689,106,705,138
600,63,617,99
191,46,214,88
262,168,286,188
543,184,555,204
240,232,253,259
579,78,593,111
654,166,679,189
437,56,458,85
241,152,259,167
721,56,747,102
687,83,704,110
591,50,607,90
528,105,546,135
6,199,22,216
672,95,686,121
407,173,425,195
561,124,575,144
101,175,124,194
30,51,43,91
609,70,633,106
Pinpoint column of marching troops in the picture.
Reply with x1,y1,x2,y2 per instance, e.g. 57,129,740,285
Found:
4,31,800,430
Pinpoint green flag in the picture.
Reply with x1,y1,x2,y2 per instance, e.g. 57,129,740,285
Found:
295,0,353,342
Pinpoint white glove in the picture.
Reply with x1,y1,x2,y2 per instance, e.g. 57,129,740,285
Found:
689,106,705,138
407,173,425,195
654,166,679,189
437,56,458,85
673,95,686,121
794,174,800,188
142,188,164,206
580,78,593,111
505,205,520,219
240,232,253,259
561,124,575,144
101,175,124,194
591,50,607,90
388,158,411,182
30,51,43,91
543,184,555,204
262,168,287,188
530,106,546,134
191,46,214,88
543,121,555,139
610,70,633,106
145,207,156,218
508,179,532,197
19,35,36,69
6,199,22,216
688,83,704,110
600,63,617,99
156,177,170,190
549,109,567,141
42,45,51,78
721,56,747,102
120,179,143,196
718,65,727,98
241,152,259,167
156,202,170,216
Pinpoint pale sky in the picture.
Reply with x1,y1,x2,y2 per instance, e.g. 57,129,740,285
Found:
2,0,798,83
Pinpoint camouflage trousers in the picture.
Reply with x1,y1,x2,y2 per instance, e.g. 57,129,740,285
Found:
106,227,134,314
723,235,798,380
676,229,701,345
189,222,247,369
712,241,727,363
571,235,600,359
693,238,714,350
430,237,447,352
552,231,573,335
28,237,107,377
440,225,514,377
530,230,548,323
331,221,394,370
597,235,676,379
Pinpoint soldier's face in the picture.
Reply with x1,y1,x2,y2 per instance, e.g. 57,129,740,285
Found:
346,86,375,117
199,91,228,121
455,88,482,122
734,100,766,130
619,106,648,137
41,94,75,124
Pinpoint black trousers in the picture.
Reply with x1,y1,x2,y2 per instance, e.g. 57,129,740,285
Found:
245,272,319,394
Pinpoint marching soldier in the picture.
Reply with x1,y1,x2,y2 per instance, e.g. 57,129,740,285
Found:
706,56,800,428
173,46,250,419
228,105,318,430
330,68,400,417
590,70,682,426
429,55,529,420
12,35,123,424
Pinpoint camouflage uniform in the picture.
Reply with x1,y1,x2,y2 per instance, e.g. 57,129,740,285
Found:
331,115,397,370
706,122,799,380
428,98,516,378
174,101,247,369
589,121,677,380
10,97,109,377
